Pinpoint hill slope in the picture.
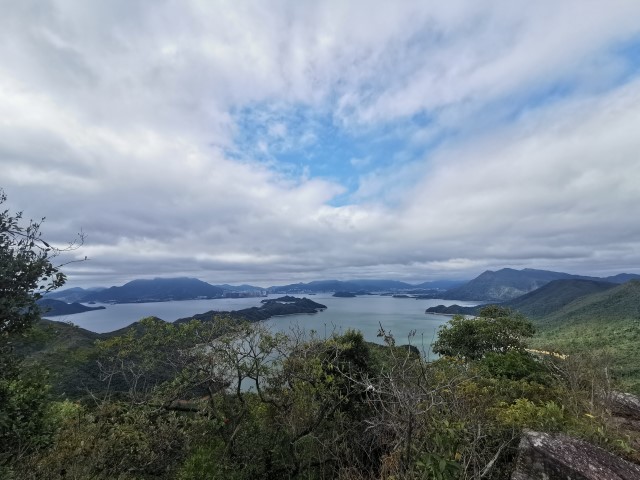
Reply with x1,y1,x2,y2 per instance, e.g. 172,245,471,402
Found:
82,277,224,303
442,268,602,301
505,279,616,319
425,278,616,317
44,287,106,303
531,280,640,393
535,280,640,327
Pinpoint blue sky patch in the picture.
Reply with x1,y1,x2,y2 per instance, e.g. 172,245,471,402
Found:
229,104,445,205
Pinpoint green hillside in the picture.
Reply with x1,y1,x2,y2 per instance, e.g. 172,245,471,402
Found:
506,279,616,319
530,280,640,327
426,278,616,317
14,319,105,397
531,280,640,393
442,268,599,301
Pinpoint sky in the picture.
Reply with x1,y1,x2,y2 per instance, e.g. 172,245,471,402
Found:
2,0,640,288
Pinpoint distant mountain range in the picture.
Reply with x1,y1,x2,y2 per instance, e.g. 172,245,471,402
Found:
80,278,226,303
46,278,263,304
45,286,106,303
441,268,640,301
267,279,465,294
47,277,466,305
43,269,640,310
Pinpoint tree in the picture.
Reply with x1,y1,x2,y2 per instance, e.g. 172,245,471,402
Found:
432,305,535,360
1,189,82,469
1,190,83,337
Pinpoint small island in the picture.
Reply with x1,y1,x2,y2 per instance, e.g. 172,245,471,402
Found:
426,304,478,315
333,291,357,297
176,296,327,324
38,299,106,317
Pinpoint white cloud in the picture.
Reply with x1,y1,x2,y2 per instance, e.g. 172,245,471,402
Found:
1,1,640,286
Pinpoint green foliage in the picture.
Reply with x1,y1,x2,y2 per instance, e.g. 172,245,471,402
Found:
0,190,82,471
1,190,68,337
177,439,236,480
478,350,551,384
432,306,535,360
414,418,463,480
0,362,53,466
21,402,198,479
496,399,571,432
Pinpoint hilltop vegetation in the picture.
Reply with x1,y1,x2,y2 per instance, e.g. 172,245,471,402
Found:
530,280,640,393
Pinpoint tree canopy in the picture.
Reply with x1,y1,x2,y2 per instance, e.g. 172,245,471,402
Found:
0,190,69,337
432,305,535,360
1,189,81,470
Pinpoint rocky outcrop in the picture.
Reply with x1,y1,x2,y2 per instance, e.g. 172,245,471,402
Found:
607,391,640,451
608,391,640,419
512,430,640,480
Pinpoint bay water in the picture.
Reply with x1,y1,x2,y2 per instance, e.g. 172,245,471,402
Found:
47,294,477,348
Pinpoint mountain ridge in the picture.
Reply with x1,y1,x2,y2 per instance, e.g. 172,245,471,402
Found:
441,268,639,301
81,277,225,303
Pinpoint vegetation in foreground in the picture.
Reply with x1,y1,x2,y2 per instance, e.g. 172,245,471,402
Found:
6,310,640,479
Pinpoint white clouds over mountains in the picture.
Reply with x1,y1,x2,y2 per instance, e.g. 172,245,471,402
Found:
1,0,640,285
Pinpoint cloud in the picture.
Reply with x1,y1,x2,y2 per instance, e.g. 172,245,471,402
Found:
1,1,640,286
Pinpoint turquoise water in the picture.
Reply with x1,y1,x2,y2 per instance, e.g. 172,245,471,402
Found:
48,294,478,347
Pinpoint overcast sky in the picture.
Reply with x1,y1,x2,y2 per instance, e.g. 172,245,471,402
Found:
2,1,640,287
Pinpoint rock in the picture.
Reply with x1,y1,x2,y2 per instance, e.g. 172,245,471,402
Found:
512,430,640,480
609,391,640,420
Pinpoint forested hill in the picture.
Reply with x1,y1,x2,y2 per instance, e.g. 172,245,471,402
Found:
81,277,225,303
426,278,628,319
503,278,617,318
531,280,640,393
441,268,598,301
534,279,640,327
441,267,640,302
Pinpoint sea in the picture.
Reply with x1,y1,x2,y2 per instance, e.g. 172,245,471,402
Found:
46,294,478,349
